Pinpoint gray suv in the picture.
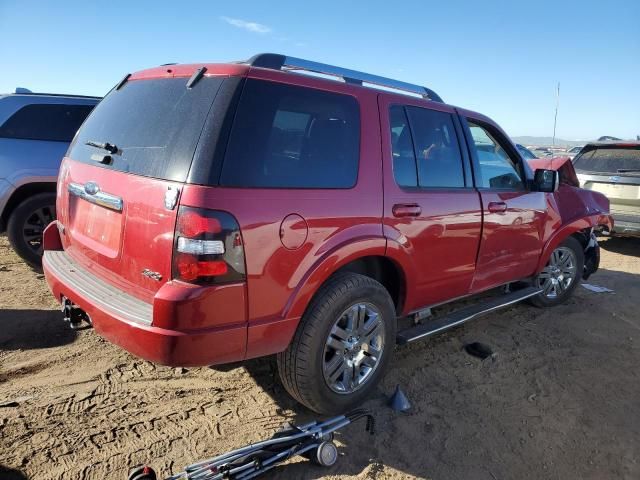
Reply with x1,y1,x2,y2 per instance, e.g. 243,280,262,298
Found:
0,91,99,266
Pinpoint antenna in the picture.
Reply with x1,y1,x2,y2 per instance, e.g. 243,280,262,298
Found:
552,82,560,148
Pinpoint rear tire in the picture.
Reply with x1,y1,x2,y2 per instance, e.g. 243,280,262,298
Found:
530,236,584,307
277,273,396,414
7,192,56,268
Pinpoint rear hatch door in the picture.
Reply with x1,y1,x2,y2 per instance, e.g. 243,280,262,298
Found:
58,73,225,301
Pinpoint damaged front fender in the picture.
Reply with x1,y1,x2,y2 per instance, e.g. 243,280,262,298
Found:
535,176,613,279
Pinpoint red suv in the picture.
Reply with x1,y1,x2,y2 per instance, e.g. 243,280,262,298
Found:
43,54,612,414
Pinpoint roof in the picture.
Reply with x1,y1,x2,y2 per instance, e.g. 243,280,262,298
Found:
582,141,640,148
127,53,444,103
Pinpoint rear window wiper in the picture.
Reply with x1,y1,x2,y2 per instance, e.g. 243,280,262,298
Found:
85,140,119,154
617,169,640,173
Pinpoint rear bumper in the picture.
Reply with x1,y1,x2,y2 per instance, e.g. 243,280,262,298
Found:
43,229,248,367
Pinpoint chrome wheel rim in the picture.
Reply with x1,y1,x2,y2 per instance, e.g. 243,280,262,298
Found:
22,205,55,255
537,246,577,299
322,302,385,394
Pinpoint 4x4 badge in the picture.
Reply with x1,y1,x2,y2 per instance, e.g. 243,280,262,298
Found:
142,269,162,281
165,186,180,210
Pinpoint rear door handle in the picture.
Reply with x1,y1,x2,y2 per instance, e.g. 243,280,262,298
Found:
392,203,422,217
488,201,508,213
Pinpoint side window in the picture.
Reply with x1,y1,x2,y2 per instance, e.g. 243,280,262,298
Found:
406,106,465,188
389,105,465,188
468,122,524,190
220,80,360,188
389,105,417,187
0,104,94,142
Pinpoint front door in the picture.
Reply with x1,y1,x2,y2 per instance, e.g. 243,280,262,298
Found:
461,115,546,292
380,97,483,311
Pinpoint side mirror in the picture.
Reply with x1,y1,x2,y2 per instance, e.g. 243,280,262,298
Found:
533,169,560,192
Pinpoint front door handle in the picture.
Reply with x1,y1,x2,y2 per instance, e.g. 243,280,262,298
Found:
392,203,422,217
488,201,508,213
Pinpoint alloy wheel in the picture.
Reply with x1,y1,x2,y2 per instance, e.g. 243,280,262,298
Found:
322,302,385,394
537,246,578,299
22,205,55,256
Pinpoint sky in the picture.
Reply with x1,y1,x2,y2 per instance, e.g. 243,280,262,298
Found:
0,0,638,140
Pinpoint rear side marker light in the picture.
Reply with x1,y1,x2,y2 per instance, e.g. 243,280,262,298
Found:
177,237,225,255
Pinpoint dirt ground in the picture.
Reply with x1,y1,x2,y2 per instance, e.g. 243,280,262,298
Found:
0,236,639,480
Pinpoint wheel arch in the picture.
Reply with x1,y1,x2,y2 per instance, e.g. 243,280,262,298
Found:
0,182,57,232
284,239,407,321
536,213,611,273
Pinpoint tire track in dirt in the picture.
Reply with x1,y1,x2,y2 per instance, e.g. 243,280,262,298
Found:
2,355,297,480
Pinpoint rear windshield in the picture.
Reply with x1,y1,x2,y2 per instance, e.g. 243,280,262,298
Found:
573,147,640,175
68,77,223,182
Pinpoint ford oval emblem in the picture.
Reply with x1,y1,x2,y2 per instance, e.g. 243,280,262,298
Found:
84,181,100,195
609,176,620,183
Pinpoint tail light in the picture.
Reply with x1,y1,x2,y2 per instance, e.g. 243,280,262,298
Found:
172,206,246,284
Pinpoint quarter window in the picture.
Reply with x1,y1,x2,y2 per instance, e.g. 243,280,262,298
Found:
468,122,524,189
220,80,360,188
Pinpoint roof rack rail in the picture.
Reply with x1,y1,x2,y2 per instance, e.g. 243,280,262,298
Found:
246,53,443,103
10,91,102,100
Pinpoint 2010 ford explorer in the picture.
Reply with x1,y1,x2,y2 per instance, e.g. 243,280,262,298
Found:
42,54,612,414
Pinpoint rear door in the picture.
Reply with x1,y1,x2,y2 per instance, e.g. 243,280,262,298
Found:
57,75,224,302
574,145,640,229
380,96,482,309
460,115,546,292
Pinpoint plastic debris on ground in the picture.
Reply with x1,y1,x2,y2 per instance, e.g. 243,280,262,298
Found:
581,283,614,293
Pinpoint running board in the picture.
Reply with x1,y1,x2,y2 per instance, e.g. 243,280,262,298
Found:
396,286,542,345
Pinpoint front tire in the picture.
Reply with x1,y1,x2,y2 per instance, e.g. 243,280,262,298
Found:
530,236,584,307
277,273,396,414
7,192,56,268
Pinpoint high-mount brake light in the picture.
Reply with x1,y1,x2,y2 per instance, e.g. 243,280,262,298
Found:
172,207,245,284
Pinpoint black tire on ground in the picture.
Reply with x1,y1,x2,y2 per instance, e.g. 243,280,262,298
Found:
530,235,584,308
7,192,56,268
277,273,396,414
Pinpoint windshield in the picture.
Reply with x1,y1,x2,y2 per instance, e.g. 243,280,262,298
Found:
573,146,640,175
68,77,223,182
516,145,537,160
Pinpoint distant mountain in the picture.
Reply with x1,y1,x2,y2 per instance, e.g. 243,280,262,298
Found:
511,136,588,147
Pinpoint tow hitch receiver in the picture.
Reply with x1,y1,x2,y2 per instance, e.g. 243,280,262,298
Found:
61,296,92,330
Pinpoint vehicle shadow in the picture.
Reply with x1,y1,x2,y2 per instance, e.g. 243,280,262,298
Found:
0,309,77,351
0,465,28,480
599,235,640,256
